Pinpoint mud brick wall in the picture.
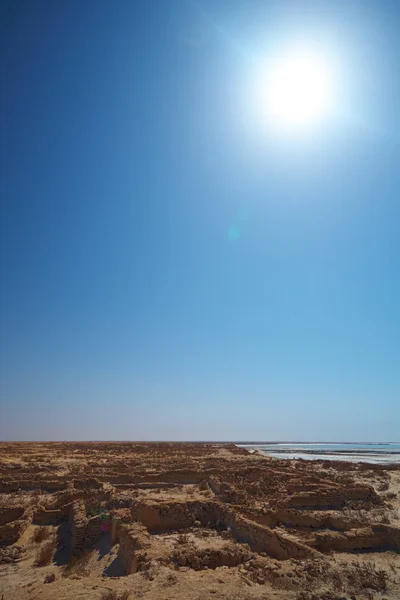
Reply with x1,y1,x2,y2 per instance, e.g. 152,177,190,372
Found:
130,499,223,533
102,470,205,486
32,508,62,525
0,479,67,493
174,545,251,570
0,520,29,544
0,508,24,526
313,524,400,552
70,500,87,553
117,523,150,574
84,515,104,545
129,499,316,560
286,485,379,509
0,507,29,545
207,478,222,495
243,507,365,531
219,508,317,560
73,478,103,490
114,482,180,491
154,470,204,484
68,500,112,550
131,500,196,533
54,488,113,511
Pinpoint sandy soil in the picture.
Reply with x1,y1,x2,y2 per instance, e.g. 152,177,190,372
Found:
0,442,399,600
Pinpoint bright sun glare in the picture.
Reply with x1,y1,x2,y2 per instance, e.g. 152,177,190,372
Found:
254,46,334,133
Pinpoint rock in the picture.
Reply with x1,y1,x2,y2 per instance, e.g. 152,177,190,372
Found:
252,559,264,569
191,556,202,570
177,554,187,566
149,559,159,568
44,573,55,583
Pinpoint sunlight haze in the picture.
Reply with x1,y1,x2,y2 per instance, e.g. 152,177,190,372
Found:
0,0,399,442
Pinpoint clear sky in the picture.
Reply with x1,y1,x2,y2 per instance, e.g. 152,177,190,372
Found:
1,0,399,441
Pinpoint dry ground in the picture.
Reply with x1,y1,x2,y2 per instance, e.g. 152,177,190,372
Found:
0,442,400,600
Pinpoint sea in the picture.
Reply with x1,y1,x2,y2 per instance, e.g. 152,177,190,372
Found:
237,442,400,464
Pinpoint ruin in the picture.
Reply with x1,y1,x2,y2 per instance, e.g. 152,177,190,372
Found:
1,442,400,599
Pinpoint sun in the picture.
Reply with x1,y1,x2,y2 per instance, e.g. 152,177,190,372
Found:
253,46,334,133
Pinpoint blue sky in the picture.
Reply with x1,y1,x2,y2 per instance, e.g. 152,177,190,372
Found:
0,0,399,441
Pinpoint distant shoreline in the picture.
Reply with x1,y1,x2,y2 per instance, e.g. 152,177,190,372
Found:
236,441,397,445
238,441,400,465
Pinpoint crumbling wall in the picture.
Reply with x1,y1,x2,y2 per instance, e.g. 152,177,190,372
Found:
70,500,87,553
114,482,182,491
117,523,151,574
0,507,24,527
131,500,197,533
73,478,103,490
54,488,113,510
207,478,221,495
285,485,379,509
243,508,365,531
173,545,251,570
0,507,28,545
32,508,62,525
131,499,231,533
129,499,316,560
0,479,68,493
0,520,29,545
312,524,400,552
85,515,104,545
69,500,108,551
100,469,208,486
207,478,239,503
220,509,316,559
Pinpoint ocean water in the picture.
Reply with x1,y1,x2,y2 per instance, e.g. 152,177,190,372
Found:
237,442,400,464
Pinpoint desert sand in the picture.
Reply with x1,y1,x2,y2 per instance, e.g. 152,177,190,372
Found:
0,442,400,600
